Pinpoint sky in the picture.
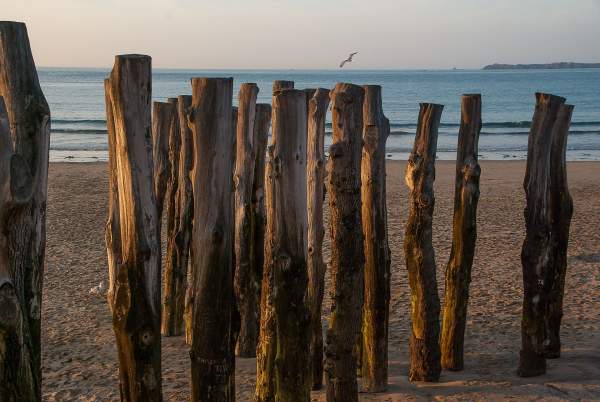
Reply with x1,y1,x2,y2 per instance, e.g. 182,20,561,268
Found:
3,0,600,70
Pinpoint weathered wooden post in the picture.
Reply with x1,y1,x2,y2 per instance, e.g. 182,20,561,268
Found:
0,21,50,401
0,96,38,401
255,88,311,401
306,88,330,390
360,85,391,391
324,83,365,402
163,95,194,345
519,92,565,377
272,80,294,92
440,94,482,371
545,104,574,359
162,96,189,337
187,77,236,400
152,101,174,219
249,103,271,347
404,103,443,382
105,54,162,401
233,83,260,357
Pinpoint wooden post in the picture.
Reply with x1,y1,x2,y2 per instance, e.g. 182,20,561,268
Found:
519,92,565,377
162,95,194,345
272,80,294,92
440,94,482,371
255,88,311,401
404,103,443,382
247,103,271,355
0,21,50,401
152,102,174,219
105,54,162,401
360,85,391,392
188,77,236,400
545,104,574,359
162,96,189,337
233,83,260,357
324,83,365,402
0,95,37,401
306,88,330,390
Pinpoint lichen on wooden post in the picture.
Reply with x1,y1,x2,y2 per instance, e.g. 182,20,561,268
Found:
255,88,311,401
440,94,482,371
324,83,365,402
305,88,330,391
545,104,574,359
360,85,391,392
0,21,50,401
187,77,236,401
105,54,163,401
519,92,565,377
233,83,261,357
404,103,443,382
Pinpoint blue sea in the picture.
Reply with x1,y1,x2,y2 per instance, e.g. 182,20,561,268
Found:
41,68,600,162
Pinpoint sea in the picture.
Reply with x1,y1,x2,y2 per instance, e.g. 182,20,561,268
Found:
41,68,600,162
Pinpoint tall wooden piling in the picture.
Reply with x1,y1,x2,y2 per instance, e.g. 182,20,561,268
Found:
306,88,330,390
545,104,574,359
152,101,174,219
440,94,482,371
105,54,162,401
163,96,190,337
233,83,260,357
519,92,566,377
188,78,236,400
249,102,271,350
360,85,391,392
324,83,365,402
255,88,310,401
404,103,443,382
165,95,194,345
0,21,50,401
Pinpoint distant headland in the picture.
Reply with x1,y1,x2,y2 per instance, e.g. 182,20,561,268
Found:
483,62,600,70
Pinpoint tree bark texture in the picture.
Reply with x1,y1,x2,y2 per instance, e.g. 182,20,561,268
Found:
440,94,482,371
233,83,260,357
324,83,365,402
360,85,391,392
187,77,236,401
545,104,574,359
0,21,50,402
519,92,566,377
255,89,311,402
105,54,162,401
404,103,443,382
305,88,330,391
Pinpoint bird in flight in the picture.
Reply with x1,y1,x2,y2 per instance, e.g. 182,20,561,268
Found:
339,52,358,68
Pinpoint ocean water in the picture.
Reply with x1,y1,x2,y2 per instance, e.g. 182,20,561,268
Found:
41,68,600,162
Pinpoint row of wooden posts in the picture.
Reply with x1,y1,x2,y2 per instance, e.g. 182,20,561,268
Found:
0,21,574,402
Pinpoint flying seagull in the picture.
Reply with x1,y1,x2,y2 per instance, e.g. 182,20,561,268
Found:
339,52,358,68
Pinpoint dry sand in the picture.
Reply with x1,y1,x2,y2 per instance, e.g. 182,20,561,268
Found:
42,160,600,401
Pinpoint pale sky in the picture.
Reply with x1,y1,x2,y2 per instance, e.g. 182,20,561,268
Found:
3,0,600,69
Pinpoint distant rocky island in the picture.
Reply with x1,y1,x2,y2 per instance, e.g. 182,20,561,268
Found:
483,62,600,70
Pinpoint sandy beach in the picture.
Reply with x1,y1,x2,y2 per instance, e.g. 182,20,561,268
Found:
42,160,600,401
